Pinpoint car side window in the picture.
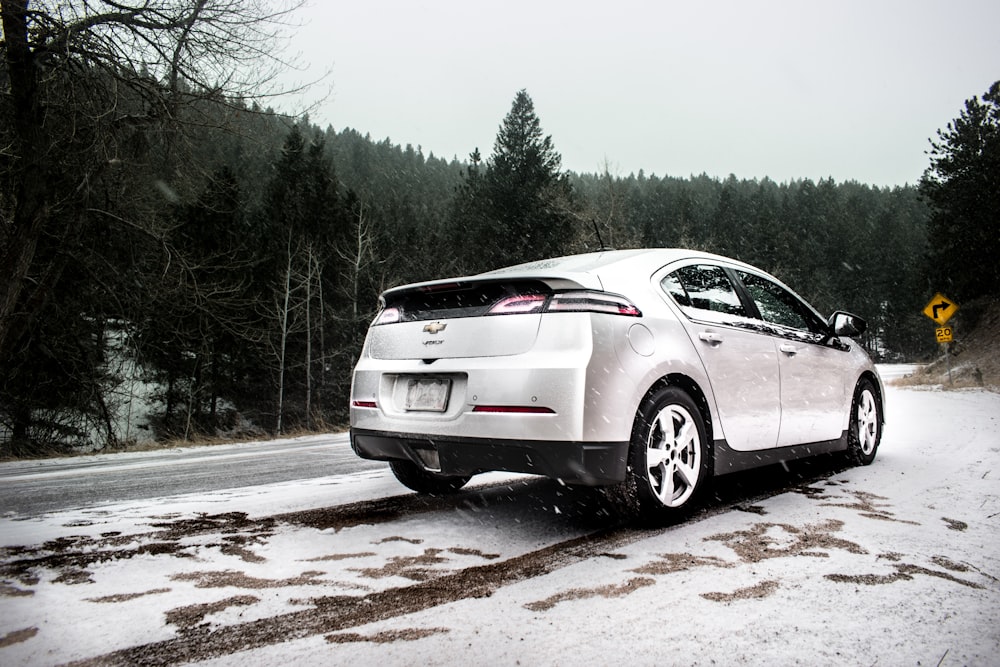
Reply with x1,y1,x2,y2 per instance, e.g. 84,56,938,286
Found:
662,265,748,321
737,271,824,336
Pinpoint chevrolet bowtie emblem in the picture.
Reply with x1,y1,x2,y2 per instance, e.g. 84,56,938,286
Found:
422,322,447,334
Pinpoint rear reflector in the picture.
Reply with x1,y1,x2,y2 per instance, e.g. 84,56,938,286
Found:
352,400,377,409
472,405,555,414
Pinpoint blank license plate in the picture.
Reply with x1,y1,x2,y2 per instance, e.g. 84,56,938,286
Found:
405,378,451,412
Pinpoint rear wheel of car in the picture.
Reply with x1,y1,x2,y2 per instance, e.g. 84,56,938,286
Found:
846,378,881,466
389,460,471,495
618,386,711,524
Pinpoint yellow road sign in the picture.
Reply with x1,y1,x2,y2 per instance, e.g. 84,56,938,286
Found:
935,326,953,343
923,293,959,325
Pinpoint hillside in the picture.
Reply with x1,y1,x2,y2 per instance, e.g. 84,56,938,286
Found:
894,297,1000,391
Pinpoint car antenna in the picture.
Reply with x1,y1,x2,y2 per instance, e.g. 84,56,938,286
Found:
592,218,613,251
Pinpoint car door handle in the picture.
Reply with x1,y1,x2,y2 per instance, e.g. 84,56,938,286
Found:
698,331,723,346
779,344,798,356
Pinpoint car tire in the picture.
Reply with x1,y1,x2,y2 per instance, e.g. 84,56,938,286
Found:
846,378,881,466
389,460,471,495
617,385,711,524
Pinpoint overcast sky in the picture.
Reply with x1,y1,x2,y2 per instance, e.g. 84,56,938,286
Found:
281,0,999,187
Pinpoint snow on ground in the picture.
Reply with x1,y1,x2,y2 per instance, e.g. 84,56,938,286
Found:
1,382,998,666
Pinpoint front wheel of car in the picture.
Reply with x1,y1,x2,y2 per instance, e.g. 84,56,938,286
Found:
617,386,711,524
846,378,881,466
389,460,471,495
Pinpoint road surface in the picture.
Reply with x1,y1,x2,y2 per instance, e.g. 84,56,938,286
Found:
0,434,381,517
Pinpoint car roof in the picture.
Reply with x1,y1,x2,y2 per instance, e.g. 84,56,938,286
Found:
483,248,723,276
381,248,761,297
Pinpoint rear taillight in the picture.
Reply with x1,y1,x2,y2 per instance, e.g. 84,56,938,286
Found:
546,291,641,317
487,294,547,315
374,307,400,325
485,290,640,318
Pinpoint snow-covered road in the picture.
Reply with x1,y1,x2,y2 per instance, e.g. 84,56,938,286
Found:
1,381,998,666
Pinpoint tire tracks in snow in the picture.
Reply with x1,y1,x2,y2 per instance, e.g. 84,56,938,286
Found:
23,457,853,665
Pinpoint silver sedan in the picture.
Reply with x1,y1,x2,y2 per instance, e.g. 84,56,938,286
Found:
350,249,884,522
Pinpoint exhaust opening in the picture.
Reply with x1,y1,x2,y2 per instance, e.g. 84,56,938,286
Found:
409,441,441,471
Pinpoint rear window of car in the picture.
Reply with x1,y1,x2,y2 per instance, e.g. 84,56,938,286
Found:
383,280,550,321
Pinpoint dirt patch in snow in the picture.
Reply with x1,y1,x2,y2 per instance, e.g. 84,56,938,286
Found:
523,576,656,611
825,563,984,589
325,627,450,644
701,579,780,602
87,588,171,603
942,517,968,531
166,596,260,631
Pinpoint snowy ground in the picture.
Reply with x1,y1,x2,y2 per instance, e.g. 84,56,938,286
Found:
1,379,998,666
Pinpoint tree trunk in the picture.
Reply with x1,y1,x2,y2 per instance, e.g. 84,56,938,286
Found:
305,244,313,429
276,237,294,435
0,2,48,361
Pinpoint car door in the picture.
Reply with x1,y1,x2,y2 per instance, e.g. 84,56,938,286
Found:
735,270,849,447
660,264,781,451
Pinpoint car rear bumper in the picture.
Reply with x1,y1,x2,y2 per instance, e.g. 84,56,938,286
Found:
350,428,628,486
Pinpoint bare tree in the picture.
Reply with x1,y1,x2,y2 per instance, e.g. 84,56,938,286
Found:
337,199,378,321
274,236,298,436
0,0,304,369
267,233,328,435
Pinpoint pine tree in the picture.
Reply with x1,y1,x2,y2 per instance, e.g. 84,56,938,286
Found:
920,81,1000,300
451,90,575,274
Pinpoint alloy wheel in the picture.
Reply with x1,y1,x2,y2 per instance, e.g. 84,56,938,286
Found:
645,404,702,507
856,388,879,456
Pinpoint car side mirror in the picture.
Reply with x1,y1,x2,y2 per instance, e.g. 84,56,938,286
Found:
827,311,867,338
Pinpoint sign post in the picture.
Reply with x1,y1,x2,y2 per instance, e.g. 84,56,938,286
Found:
923,293,959,385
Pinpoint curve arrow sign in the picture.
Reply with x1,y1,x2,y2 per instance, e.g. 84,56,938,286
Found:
923,293,958,325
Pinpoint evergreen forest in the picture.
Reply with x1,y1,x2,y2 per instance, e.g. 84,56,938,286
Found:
2,2,996,456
